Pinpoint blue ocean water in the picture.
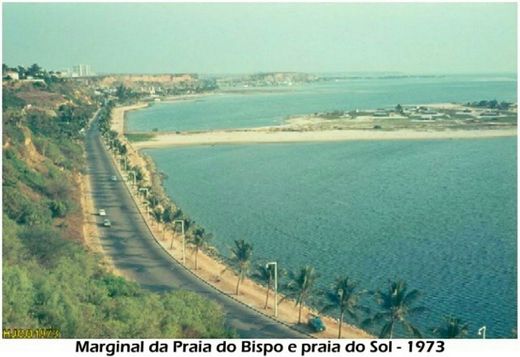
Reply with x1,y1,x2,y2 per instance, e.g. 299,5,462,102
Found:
145,138,517,338
127,75,517,132
136,74,517,337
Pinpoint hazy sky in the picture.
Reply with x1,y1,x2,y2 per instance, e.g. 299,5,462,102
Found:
2,2,517,74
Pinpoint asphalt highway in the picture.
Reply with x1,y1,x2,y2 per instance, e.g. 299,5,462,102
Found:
85,118,306,338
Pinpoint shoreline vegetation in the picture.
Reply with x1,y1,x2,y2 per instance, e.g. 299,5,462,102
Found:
110,98,517,338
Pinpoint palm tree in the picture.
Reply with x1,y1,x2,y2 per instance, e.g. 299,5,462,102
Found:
183,217,192,231
162,205,176,240
285,265,318,324
229,240,253,295
253,263,285,310
188,227,212,270
119,144,128,156
135,168,144,184
151,207,162,227
364,280,425,338
322,276,368,338
432,315,468,338
147,194,160,210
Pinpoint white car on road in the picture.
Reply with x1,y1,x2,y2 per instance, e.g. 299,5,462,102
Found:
98,209,106,216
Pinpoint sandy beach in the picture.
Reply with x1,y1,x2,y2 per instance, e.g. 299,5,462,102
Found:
132,127,517,149
110,94,215,134
111,103,149,134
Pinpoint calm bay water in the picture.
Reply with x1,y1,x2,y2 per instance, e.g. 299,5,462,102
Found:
127,75,517,132
138,75,516,337
145,137,517,338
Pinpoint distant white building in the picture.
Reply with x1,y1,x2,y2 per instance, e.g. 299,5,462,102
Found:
72,64,94,77
4,71,19,80
22,77,46,84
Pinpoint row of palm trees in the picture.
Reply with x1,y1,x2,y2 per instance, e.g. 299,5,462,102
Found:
108,137,470,339
98,103,213,269
226,240,470,339
98,104,470,339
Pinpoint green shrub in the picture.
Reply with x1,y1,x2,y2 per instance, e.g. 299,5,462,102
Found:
2,123,25,145
3,265,37,327
100,275,140,298
49,200,68,218
20,225,76,267
2,187,50,225
2,90,26,110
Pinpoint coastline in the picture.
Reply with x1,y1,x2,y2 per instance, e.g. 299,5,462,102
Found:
132,127,517,149
112,103,149,134
115,93,218,133
159,92,217,103
111,100,516,338
111,102,372,338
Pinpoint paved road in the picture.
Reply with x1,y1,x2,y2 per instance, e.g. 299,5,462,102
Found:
85,118,306,338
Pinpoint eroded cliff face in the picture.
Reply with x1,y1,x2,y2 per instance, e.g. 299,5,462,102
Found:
96,73,198,88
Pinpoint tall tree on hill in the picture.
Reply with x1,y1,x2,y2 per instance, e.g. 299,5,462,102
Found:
16,66,27,79
116,84,134,102
27,63,42,77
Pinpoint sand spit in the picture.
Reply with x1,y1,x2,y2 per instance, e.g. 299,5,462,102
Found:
133,128,517,149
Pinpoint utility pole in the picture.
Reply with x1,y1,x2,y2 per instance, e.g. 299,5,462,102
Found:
478,326,487,339
128,170,137,187
172,220,185,264
138,187,150,200
266,262,278,317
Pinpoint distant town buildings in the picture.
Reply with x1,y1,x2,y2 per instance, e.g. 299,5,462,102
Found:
71,64,94,77
2,63,96,82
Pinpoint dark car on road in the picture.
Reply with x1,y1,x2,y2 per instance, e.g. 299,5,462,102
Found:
308,315,326,332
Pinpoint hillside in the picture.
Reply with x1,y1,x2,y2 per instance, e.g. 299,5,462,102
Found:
217,71,319,87
2,71,232,338
92,73,217,96
96,73,197,87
